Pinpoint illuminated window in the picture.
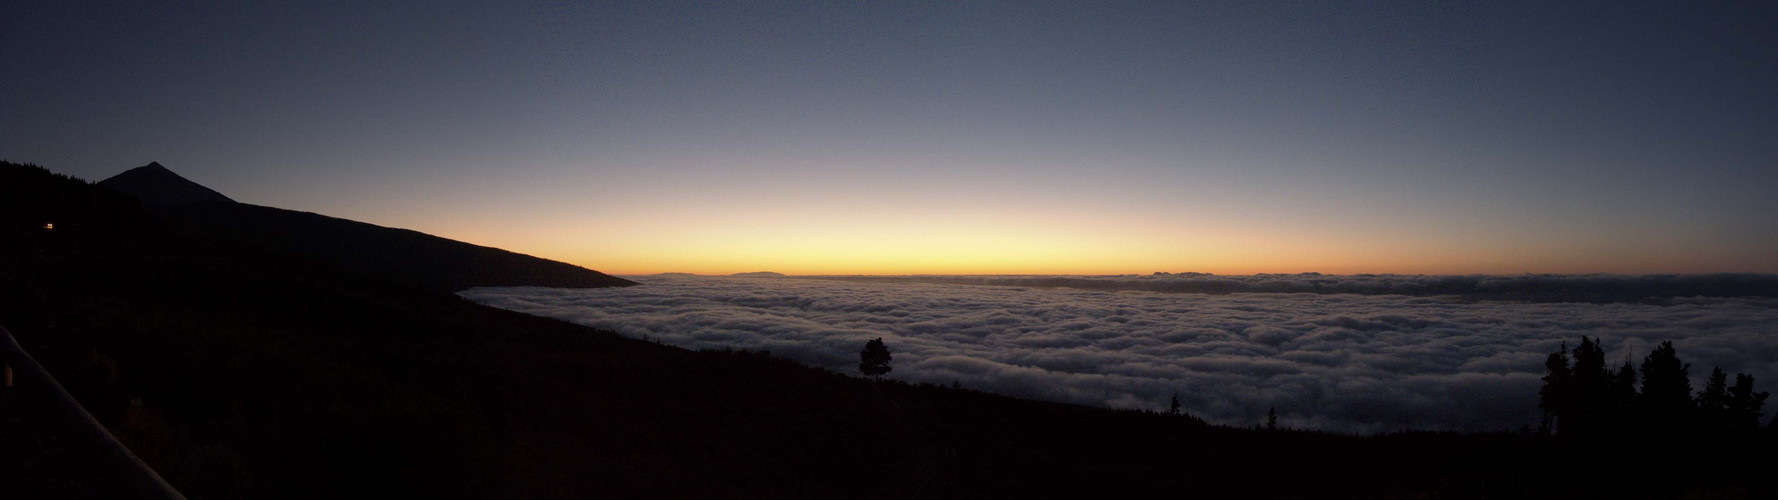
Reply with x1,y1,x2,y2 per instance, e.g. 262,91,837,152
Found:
44,223,54,230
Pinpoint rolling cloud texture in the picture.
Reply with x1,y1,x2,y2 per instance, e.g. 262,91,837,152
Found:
462,275,1778,433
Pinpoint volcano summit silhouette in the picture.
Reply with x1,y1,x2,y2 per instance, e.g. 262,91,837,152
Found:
97,162,235,207
97,162,634,292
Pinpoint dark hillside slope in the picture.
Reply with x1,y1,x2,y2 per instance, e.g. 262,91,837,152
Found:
166,201,634,292
3,161,926,497
94,162,633,292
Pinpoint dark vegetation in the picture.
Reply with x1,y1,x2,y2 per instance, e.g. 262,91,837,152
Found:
1536,337,1772,439
1530,337,1774,498
4,159,1776,498
859,337,892,379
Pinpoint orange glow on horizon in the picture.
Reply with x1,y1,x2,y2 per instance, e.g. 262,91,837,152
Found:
486,225,1761,277
332,185,1777,278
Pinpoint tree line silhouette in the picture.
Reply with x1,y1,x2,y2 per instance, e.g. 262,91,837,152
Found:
1539,336,1769,442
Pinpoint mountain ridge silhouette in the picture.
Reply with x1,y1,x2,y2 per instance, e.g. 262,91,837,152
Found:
96,161,235,207
97,162,634,292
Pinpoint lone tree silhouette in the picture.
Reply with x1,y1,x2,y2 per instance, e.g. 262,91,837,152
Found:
859,337,892,379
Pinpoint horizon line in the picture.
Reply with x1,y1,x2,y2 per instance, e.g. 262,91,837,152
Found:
612,271,1778,278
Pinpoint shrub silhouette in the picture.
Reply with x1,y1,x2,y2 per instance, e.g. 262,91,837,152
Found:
859,337,892,379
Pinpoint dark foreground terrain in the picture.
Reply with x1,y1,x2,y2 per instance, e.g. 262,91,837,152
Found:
2,160,1772,498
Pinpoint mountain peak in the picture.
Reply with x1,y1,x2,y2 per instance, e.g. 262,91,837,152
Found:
98,162,235,207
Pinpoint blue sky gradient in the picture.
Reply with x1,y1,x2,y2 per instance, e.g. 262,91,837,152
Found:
6,1,1775,274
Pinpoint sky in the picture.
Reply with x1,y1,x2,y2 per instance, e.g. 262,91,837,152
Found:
5,1,1776,275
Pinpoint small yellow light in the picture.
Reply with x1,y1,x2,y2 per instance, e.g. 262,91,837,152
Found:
44,223,54,231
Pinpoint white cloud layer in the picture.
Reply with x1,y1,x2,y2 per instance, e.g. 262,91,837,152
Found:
461,275,1778,433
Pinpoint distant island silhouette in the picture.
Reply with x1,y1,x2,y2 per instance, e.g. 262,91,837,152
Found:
730,271,786,277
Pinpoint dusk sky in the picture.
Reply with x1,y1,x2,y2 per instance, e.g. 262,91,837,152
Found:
6,1,1775,275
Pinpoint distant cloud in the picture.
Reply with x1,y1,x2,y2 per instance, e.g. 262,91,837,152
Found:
463,275,1778,433
812,273,1778,303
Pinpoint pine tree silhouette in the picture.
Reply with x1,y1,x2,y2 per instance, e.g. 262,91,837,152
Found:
1539,342,1572,435
1697,366,1731,434
859,337,892,380
1537,339,1772,441
1726,373,1769,433
1569,336,1610,439
1604,358,1638,435
1640,341,1693,435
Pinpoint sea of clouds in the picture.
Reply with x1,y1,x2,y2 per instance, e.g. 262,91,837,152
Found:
461,274,1778,434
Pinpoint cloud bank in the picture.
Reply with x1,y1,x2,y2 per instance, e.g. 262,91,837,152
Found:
812,273,1778,304
462,275,1778,433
